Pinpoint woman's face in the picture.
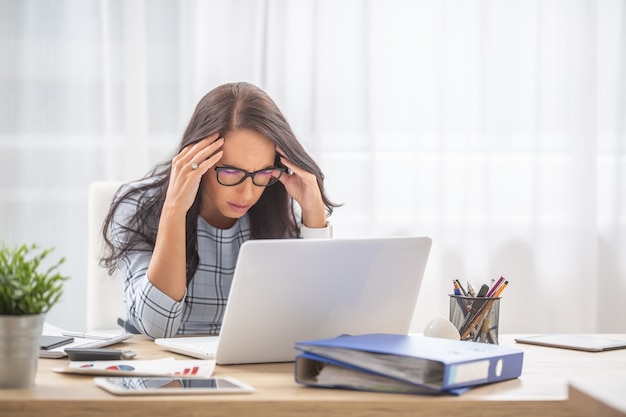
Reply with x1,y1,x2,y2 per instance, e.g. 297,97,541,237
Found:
199,128,276,229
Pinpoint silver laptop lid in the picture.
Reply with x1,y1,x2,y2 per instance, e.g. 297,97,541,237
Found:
215,236,432,364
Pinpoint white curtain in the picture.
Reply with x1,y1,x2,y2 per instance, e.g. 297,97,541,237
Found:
1,0,624,334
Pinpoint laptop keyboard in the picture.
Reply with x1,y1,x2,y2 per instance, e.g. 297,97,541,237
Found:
185,339,219,355
155,336,220,360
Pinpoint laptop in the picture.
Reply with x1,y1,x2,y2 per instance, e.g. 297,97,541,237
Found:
155,236,432,365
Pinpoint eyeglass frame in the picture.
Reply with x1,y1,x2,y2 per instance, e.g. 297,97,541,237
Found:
213,165,287,187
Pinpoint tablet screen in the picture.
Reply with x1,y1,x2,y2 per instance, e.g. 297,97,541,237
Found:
94,377,254,395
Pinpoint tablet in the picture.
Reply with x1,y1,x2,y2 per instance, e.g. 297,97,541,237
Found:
94,377,254,395
39,335,74,350
515,334,626,352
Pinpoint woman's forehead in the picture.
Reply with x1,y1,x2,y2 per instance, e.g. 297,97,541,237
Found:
220,129,276,168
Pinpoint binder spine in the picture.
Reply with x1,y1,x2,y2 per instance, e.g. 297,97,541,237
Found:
443,353,524,389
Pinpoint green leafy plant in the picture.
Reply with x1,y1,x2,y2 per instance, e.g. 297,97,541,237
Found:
0,243,69,315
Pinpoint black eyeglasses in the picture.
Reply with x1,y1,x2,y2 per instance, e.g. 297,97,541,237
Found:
214,166,287,187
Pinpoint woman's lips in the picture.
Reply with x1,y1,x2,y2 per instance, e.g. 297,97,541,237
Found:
228,202,251,214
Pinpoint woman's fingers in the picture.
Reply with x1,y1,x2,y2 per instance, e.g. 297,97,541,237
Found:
166,134,224,211
188,136,224,167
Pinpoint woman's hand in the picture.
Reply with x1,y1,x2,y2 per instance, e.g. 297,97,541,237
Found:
276,147,327,228
165,134,224,213
148,134,224,302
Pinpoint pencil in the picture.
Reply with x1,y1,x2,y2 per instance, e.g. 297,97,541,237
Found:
486,276,505,297
461,281,508,340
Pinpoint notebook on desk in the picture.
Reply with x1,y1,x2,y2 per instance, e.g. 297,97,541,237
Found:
155,236,432,365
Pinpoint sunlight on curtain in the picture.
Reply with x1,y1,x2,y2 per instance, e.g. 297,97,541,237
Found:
263,0,626,333
0,0,623,333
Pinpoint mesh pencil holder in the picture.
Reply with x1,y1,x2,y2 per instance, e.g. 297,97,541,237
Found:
449,294,501,344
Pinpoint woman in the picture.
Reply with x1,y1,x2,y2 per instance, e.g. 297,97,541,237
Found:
102,82,338,338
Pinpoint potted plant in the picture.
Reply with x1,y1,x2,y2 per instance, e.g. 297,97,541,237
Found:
0,242,68,389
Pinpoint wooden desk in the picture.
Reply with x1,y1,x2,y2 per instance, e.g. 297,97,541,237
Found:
0,334,624,417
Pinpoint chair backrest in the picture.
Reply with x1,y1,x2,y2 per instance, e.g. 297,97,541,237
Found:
87,181,124,332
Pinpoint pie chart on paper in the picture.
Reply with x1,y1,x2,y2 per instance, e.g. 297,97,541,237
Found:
105,364,135,371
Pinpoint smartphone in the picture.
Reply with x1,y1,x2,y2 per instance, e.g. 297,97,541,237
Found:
39,335,75,350
94,376,254,395
65,347,136,361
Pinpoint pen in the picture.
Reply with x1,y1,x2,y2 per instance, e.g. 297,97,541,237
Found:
466,281,477,297
479,317,490,343
61,331,115,340
454,279,468,296
461,281,508,340
487,325,499,344
486,276,505,297
458,283,490,336
453,280,469,315
477,284,489,297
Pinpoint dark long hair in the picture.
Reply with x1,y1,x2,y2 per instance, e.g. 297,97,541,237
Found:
101,82,339,285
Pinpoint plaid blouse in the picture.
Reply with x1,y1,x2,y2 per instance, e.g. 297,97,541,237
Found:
111,180,331,339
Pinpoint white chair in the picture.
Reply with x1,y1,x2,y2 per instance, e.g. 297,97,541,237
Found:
86,181,125,332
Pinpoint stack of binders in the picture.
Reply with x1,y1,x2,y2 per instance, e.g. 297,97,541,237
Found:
294,333,524,395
